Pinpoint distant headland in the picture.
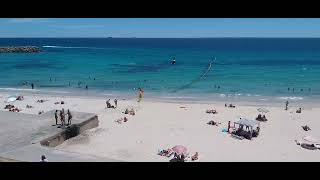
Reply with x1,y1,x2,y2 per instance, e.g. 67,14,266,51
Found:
0,46,42,53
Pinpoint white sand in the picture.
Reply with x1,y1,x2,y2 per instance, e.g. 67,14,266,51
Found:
1,91,320,162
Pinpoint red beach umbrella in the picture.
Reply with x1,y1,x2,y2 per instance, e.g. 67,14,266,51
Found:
172,145,188,155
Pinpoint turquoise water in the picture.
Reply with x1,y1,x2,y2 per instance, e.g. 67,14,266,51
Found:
0,38,320,102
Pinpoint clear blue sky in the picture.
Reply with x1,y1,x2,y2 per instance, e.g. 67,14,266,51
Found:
1,18,320,38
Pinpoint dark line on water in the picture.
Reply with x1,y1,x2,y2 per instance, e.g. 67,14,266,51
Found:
171,61,213,93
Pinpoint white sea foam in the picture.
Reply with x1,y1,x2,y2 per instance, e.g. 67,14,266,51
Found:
161,96,197,99
219,94,226,97
42,45,105,50
0,88,39,92
278,96,303,100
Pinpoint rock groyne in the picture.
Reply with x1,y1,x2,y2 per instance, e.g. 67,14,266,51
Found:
0,46,41,53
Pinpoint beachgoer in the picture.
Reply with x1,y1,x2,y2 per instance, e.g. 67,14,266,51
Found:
94,78,96,80
256,114,262,121
262,115,267,121
85,85,88,89
40,155,48,162
301,89,303,92
54,110,58,125
225,103,227,107
128,108,135,115
302,125,311,131
288,87,290,91
31,83,34,89
124,108,129,114
138,88,144,102
296,108,302,113
26,105,33,108
67,109,72,125
106,99,111,108
114,99,118,108
60,109,65,126
171,57,176,65
285,101,289,110
124,117,128,122
191,152,199,161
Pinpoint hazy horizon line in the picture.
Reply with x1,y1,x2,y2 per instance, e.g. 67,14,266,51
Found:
1,37,320,38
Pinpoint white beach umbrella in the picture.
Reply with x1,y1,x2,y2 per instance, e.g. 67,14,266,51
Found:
5,96,17,103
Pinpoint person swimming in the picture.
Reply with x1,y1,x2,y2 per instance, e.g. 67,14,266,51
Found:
171,57,176,65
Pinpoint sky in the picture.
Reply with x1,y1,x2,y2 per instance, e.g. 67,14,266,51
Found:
1,18,320,38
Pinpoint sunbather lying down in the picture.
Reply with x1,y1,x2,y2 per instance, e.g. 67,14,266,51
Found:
295,140,320,150
302,125,311,131
296,108,302,113
206,109,217,114
158,149,174,157
26,104,33,108
207,120,221,126
37,99,47,103
115,117,129,124
124,108,136,115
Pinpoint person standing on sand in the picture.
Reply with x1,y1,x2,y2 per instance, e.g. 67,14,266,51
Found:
106,99,111,108
54,110,58,125
61,108,65,126
114,99,118,108
67,109,72,125
285,101,289,110
138,88,144,102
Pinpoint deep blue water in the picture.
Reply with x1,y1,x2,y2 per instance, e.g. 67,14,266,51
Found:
0,38,320,101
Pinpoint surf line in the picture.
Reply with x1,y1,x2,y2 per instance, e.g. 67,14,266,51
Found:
171,60,214,93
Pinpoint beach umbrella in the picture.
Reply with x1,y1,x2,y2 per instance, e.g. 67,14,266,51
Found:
5,96,17,103
257,107,269,113
172,145,188,155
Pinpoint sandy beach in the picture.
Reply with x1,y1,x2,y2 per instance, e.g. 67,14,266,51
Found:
0,91,320,162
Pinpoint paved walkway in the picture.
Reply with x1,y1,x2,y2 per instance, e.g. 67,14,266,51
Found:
0,110,119,162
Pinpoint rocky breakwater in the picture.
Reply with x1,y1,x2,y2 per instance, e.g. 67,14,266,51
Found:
0,46,42,53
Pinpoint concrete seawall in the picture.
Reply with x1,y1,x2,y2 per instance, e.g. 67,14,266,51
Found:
40,115,99,147
0,110,119,162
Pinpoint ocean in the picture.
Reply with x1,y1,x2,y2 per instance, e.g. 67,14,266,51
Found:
0,38,320,102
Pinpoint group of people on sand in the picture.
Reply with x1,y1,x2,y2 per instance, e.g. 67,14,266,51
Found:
225,103,236,108
124,108,136,115
115,108,136,124
106,99,117,108
158,149,199,162
256,114,268,122
4,104,21,112
54,108,72,127
206,109,217,114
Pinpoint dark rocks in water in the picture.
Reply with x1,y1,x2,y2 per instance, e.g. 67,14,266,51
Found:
0,46,42,53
